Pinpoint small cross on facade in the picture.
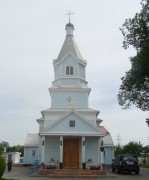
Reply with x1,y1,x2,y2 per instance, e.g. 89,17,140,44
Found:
66,10,74,22
66,96,74,104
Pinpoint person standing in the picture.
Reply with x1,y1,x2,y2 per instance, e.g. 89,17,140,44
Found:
7,155,13,172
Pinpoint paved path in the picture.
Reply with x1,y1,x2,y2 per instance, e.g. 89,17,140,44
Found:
3,166,114,180
3,166,49,180
4,166,149,180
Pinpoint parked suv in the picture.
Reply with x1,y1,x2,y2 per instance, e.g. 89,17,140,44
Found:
112,154,140,175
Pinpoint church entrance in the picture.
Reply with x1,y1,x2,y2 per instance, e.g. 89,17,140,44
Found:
63,138,80,168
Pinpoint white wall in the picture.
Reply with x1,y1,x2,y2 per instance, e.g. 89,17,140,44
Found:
85,137,99,165
45,136,60,165
24,146,38,164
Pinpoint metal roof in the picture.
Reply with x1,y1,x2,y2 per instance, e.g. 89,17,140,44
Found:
54,22,86,64
24,134,39,147
99,126,115,147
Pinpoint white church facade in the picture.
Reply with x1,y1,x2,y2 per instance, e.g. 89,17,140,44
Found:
24,21,115,168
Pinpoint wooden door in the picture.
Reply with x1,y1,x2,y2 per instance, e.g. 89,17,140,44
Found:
63,139,80,168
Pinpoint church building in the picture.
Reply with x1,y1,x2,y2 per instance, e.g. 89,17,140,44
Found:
24,20,115,168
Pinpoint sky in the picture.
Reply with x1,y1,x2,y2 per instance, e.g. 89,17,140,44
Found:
0,0,148,147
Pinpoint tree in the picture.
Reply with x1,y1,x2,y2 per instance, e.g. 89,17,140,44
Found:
115,141,143,156
0,144,3,155
115,145,124,156
0,141,24,156
122,141,143,156
7,145,24,156
0,156,6,178
0,141,9,154
118,0,149,111
142,145,149,153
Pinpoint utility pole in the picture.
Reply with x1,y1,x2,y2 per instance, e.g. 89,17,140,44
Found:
116,134,122,146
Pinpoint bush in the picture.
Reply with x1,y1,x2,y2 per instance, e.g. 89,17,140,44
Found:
0,156,6,178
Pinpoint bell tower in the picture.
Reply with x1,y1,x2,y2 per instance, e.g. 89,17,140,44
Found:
49,21,90,109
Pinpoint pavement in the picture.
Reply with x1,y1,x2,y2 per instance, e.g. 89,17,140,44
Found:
4,166,149,180
2,166,117,180
3,166,50,180
3,166,146,180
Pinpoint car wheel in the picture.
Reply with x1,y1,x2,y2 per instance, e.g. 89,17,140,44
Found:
112,167,115,172
117,169,121,174
135,170,139,175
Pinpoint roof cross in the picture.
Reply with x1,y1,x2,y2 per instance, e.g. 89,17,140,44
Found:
66,11,74,22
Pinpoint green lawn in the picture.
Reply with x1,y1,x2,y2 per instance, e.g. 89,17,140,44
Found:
141,164,149,168
0,178,16,180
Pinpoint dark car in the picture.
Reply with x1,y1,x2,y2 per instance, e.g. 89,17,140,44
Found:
112,154,140,175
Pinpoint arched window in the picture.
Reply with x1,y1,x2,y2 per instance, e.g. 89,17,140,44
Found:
66,66,73,75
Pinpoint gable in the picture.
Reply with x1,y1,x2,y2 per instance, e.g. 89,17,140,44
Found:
41,112,104,137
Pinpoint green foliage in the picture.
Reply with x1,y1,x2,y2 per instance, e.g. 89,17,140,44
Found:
142,145,149,153
115,145,124,156
120,0,149,51
118,0,149,111
0,179,16,180
6,145,24,156
0,141,24,156
0,156,6,178
0,178,16,180
141,163,149,168
0,145,4,155
0,141,9,155
123,141,143,156
115,141,143,156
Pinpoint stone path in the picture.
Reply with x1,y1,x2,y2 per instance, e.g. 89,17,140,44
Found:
2,166,115,180
3,166,49,180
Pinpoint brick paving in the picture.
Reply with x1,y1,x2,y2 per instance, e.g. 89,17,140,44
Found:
3,166,49,180
2,166,113,180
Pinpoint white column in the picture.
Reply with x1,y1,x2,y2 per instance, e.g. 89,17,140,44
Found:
41,136,45,163
98,137,100,164
60,136,63,163
82,136,85,163
99,137,104,170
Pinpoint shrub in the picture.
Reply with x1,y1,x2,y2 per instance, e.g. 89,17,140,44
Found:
0,156,6,178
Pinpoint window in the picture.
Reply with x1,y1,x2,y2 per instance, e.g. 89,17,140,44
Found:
69,120,75,127
66,66,73,75
32,149,36,157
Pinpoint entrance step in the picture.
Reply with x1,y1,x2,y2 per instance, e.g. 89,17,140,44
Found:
39,169,106,178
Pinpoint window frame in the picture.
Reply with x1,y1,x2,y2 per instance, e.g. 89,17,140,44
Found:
31,149,36,157
66,65,73,75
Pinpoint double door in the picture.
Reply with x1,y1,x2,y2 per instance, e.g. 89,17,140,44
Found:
63,139,80,168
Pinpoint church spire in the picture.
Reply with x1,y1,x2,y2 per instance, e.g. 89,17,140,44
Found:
53,18,87,64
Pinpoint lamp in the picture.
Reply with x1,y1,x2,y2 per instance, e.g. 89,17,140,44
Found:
83,140,85,146
60,140,63,146
100,140,104,152
101,140,103,147
146,118,149,127
42,140,44,146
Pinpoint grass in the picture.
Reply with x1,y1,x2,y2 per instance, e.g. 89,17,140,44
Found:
0,179,16,180
140,164,149,168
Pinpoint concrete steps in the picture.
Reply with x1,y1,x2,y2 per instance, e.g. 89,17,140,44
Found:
39,169,106,178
